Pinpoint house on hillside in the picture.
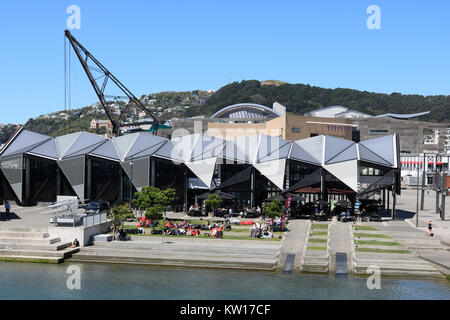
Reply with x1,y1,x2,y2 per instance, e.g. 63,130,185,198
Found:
90,119,112,132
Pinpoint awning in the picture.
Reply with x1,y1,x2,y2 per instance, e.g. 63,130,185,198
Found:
197,190,235,200
357,170,395,196
212,166,252,191
283,167,323,194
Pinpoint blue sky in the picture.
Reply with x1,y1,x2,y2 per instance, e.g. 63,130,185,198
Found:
0,0,449,124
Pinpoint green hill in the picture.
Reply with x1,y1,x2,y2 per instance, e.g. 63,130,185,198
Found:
2,80,449,144
185,80,450,123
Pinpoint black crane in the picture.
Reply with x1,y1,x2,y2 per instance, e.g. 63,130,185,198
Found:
64,30,160,136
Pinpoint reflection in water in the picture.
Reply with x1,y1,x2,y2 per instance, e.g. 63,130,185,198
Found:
0,262,448,300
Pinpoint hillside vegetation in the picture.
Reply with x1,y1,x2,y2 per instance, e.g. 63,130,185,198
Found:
1,80,449,143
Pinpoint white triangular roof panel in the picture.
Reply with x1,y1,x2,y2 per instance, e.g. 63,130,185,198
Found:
323,160,358,192
186,157,217,188
253,158,286,190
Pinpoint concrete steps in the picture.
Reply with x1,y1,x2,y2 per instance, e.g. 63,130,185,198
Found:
351,228,444,278
0,227,76,263
79,247,278,261
0,232,50,239
0,247,79,258
71,238,280,271
302,224,330,274
71,251,278,271
0,236,61,245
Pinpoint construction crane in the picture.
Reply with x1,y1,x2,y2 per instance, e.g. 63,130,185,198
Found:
64,30,160,136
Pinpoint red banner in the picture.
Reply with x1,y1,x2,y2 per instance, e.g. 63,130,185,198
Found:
285,196,292,209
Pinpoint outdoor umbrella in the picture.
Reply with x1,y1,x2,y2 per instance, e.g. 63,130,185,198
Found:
336,200,351,207
286,194,306,202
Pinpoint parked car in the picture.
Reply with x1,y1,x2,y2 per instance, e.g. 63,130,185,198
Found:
85,201,110,215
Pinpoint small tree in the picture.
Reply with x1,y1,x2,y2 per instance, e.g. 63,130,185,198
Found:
145,205,164,231
109,203,133,239
160,188,177,219
205,193,221,217
132,186,178,229
264,199,283,219
132,186,160,216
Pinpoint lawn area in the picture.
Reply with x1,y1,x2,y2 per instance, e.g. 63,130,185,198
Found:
353,233,391,239
355,240,402,246
307,246,327,251
355,248,410,254
309,238,328,244
353,226,379,231
311,224,328,229
127,233,282,241
311,231,328,236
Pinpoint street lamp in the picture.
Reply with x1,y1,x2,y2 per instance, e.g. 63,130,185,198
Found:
129,158,134,206
416,144,420,227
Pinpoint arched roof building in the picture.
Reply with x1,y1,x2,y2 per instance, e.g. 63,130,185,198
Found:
211,103,282,121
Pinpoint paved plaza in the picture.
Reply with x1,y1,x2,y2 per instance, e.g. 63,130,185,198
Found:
0,188,449,277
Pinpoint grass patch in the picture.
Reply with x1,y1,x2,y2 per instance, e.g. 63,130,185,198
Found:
353,233,391,239
355,240,402,246
311,231,328,236
224,228,250,233
309,238,328,244
312,224,328,229
355,248,410,254
307,246,327,251
353,226,378,231
128,233,281,241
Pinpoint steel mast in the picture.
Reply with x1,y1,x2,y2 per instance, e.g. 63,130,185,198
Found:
64,30,159,136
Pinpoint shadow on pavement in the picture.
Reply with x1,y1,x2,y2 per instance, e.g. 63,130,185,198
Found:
0,212,21,221
393,209,415,220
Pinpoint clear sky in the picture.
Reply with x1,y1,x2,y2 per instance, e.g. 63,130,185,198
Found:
1,0,450,124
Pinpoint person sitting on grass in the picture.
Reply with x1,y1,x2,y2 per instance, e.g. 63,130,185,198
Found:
186,227,193,236
217,225,224,239
192,229,199,237
178,227,186,236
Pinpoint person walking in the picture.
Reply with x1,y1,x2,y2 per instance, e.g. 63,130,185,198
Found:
5,201,11,217
427,219,433,237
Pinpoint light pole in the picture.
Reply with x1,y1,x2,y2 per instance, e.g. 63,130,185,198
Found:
129,157,134,207
416,161,420,227
416,144,420,228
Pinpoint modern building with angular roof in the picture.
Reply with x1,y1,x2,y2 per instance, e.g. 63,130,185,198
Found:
0,128,400,213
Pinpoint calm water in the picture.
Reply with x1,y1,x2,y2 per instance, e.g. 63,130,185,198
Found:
0,262,449,300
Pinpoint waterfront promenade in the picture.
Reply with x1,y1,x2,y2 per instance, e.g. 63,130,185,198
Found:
0,189,449,279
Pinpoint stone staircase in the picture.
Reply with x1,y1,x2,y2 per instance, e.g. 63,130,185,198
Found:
71,238,280,271
351,227,444,279
301,223,330,273
0,227,79,263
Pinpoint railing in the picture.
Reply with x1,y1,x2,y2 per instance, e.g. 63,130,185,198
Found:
81,212,109,227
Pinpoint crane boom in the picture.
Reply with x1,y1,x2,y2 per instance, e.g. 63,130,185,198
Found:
64,30,159,136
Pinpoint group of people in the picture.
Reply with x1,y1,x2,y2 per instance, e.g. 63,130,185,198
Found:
164,220,201,237
250,222,273,239
188,202,207,216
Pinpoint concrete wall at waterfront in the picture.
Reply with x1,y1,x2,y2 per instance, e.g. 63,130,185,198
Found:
49,221,112,247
